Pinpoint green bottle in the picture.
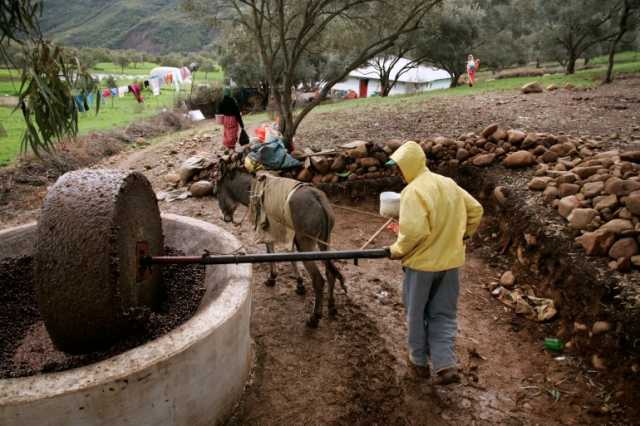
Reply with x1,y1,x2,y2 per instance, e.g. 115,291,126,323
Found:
544,338,564,352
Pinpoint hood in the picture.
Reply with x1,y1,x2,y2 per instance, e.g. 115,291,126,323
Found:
390,141,428,183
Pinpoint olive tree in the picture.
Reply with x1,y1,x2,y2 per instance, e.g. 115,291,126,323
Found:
184,0,441,150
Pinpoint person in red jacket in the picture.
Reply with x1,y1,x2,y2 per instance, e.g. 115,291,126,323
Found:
466,54,480,87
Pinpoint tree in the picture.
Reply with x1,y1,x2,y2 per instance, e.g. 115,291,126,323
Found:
604,0,640,83
114,53,130,73
1,0,99,155
536,0,618,74
184,0,441,149
414,1,483,87
199,58,218,81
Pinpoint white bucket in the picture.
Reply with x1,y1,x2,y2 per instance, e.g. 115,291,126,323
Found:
379,191,401,218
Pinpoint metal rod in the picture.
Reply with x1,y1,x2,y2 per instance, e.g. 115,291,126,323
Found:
146,248,390,266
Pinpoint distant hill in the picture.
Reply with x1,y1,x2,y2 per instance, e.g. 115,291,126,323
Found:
39,0,217,54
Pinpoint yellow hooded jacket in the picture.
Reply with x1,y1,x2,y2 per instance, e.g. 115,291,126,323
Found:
389,141,484,271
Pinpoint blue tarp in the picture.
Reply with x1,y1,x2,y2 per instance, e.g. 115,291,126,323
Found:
248,136,301,170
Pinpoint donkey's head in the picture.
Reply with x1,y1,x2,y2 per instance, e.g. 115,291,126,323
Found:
214,156,251,223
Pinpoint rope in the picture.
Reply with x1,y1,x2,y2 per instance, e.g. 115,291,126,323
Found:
330,203,389,220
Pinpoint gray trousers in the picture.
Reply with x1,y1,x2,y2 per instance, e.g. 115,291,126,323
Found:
402,267,460,372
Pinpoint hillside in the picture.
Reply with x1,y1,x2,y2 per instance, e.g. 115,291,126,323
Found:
39,0,217,53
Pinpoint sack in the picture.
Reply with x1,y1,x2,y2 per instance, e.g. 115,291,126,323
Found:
239,129,250,146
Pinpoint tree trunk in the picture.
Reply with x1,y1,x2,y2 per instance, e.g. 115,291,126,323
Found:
566,52,577,74
536,58,541,69
449,72,459,88
605,2,631,84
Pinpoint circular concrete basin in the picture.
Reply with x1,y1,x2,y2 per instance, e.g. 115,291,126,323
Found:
0,214,252,426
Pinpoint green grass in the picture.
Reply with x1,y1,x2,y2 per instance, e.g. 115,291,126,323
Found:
92,62,160,75
590,51,640,65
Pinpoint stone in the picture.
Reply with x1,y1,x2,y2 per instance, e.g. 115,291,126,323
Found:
572,166,601,179
164,173,181,185
582,181,604,198
558,195,581,218
618,207,633,219
507,130,526,145
357,157,381,168
547,84,559,91
549,143,574,157
456,148,471,161
472,153,496,167
556,173,579,185
605,177,640,196
600,218,634,234
503,150,536,168
189,180,214,197
624,194,640,215
481,123,499,139
595,194,618,210
576,230,616,256
522,133,540,149
297,168,313,182
613,256,632,272
494,186,508,206
631,255,640,267
540,150,559,163
568,208,599,230
558,183,580,197
500,271,515,288
620,151,640,163
592,321,612,336
543,186,560,203
533,145,547,156
592,354,606,370
330,155,346,172
311,156,331,174
491,128,508,142
528,177,553,191
521,81,543,94
609,238,639,258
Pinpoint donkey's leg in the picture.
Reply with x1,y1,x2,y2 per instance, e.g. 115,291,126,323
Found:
291,238,305,295
299,237,324,327
264,242,277,287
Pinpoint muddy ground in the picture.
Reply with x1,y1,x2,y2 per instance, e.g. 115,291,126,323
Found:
3,77,640,424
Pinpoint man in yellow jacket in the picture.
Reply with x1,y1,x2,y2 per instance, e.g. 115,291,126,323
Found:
388,141,483,384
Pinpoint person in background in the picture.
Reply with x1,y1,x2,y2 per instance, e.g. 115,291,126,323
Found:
386,141,484,385
218,88,244,150
466,54,480,87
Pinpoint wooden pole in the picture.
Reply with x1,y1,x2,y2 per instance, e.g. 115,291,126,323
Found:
360,217,394,250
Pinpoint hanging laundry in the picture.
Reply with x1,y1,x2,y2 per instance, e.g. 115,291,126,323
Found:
149,78,161,96
129,84,144,103
180,67,191,81
102,88,111,98
74,95,86,113
111,88,118,97
165,72,173,85
118,86,129,97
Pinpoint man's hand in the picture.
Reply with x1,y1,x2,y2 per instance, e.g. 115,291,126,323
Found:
387,247,402,260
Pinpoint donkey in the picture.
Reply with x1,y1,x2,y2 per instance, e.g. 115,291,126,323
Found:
215,162,344,327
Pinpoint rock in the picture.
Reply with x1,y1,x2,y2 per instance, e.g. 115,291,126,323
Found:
605,177,640,196
613,256,632,272
595,194,618,210
547,84,559,91
521,81,543,94
490,128,508,142
472,153,496,167
550,143,575,157
558,183,580,197
481,123,499,138
631,255,640,267
384,139,404,152
189,180,214,197
620,151,640,163
522,133,540,149
330,155,346,172
609,238,639,258
456,148,471,161
582,181,604,198
297,168,313,182
543,186,560,203
357,157,381,168
558,195,581,218
528,177,553,191
507,130,526,145
500,271,515,288
572,166,601,179
556,173,579,185
574,322,588,332
592,321,612,336
311,175,324,185
624,194,640,215
592,354,606,370
494,186,508,206
311,156,331,174
345,141,369,158
568,208,599,230
576,230,616,256
164,173,181,185
540,150,559,163
533,145,547,156
600,218,634,234
503,150,536,168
